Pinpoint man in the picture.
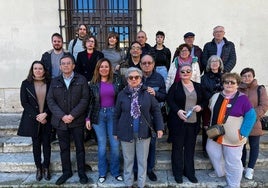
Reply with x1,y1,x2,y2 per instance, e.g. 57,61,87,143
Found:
47,55,90,185
172,32,203,73
153,31,171,81
41,33,71,143
68,24,89,61
119,41,142,84
202,26,236,73
134,54,166,181
126,30,154,60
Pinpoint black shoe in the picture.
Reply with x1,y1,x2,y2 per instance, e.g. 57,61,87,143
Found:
43,168,51,181
174,176,183,184
203,151,209,158
85,164,92,171
147,171,157,181
187,176,198,183
55,173,73,185
36,168,42,181
79,174,88,184
134,172,137,181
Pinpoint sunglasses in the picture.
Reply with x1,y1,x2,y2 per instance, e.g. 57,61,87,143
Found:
128,75,140,80
223,80,237,85
180,69,192,74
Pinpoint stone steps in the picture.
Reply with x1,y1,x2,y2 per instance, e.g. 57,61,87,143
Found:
0,169,267,188
0,149,268,173
0,113,268,187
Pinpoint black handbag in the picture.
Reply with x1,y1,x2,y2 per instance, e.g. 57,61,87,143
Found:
261,116,268,130
206,91,239,139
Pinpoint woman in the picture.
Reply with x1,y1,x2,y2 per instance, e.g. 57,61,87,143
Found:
166,43,200,92
17,61,51,181
239,68,268,180
114,67,164,188
206,72,256,188
76,35,104,141
167,64,206,184
201,55,224,158
76,35,104,82
153,31,171,81
85,58,123,183
102,32,125,72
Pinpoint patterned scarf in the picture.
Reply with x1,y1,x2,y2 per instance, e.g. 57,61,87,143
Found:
129,83,142,119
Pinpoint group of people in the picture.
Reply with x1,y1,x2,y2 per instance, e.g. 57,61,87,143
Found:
17,24,268,188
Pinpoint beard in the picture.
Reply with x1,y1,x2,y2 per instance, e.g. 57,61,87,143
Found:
53,45,63,51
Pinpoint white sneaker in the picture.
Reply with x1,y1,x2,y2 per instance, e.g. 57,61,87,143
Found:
208,171,217,178
244,168,254,180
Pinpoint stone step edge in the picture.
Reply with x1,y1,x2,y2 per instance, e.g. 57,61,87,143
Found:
0,169,267,188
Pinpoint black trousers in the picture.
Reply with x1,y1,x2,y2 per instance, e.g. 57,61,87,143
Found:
32,124,52,169
171,122,197,178
56,126,86,177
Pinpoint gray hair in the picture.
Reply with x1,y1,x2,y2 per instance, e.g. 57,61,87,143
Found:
125,67,143,79
206,55,224,72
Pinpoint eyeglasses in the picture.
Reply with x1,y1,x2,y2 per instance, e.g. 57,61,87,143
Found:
223,80,237,85
141,61,153,66
180,49,189,53
60,61,72,66
86,40,95,43
180,69,192,74
131,46,141,50
128,75,140,80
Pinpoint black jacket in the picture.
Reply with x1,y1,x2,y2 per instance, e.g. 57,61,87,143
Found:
75,50,104,81
87,74,124,124
41,49,71,77
142,71,166,102
18,80,51,137
202,37,236,73
114,85,164,142
47,73,89,130
201,71,223,100
167,81,207,139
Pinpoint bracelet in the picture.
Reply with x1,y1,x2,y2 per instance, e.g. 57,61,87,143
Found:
85,117,90,122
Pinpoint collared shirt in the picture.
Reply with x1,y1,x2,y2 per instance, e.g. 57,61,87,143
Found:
216,40,225,57
63,71,74,89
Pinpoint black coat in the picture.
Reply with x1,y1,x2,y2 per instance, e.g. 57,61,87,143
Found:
75,50,104,81
167,81,207,139
201,71,223,100
47,73,89,130
202,37,236,73
17,80,51,137
114,85,164,142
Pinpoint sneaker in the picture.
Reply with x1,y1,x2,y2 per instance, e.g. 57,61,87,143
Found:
208,171,217,178
98,176,106,183
244,168,254,180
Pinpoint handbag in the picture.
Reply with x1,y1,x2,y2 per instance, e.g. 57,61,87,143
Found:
206,91,239,139
206,124,225,139
260,116,268,130
257,85,268,130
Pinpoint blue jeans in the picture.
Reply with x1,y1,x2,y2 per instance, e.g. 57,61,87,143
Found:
155,66,168,81
241,135,260,169
93,107,120,177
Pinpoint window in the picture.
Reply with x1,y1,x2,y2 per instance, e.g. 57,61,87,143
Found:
59,0,141,50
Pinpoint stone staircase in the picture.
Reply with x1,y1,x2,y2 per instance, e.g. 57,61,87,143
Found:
0,113,268,187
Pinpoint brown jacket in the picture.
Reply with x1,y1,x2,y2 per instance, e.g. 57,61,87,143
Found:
239,79,268,136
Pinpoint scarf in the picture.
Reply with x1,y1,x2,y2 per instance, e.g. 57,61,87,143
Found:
129,83,142,119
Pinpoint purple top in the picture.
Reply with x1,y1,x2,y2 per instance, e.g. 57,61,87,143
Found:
229,94,252,117
100,81,115,107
